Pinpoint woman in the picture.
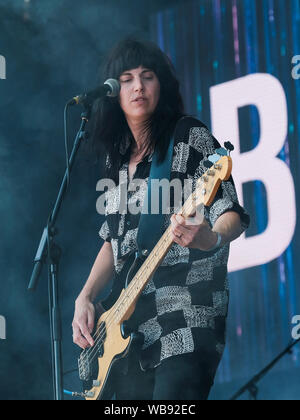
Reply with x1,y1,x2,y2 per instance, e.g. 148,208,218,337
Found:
72,38,250,400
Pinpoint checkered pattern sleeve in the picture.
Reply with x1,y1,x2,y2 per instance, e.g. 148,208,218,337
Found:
182,119,250,232
208,175,250,232
99,219,111,242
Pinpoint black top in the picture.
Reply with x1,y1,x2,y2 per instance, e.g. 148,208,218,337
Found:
99,116,250,371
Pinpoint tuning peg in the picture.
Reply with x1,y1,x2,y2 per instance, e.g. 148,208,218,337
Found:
203,160,213,169
215,147,227,156
208,153,221,164
224,141,234,153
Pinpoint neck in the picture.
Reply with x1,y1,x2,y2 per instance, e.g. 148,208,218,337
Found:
126,117,150,155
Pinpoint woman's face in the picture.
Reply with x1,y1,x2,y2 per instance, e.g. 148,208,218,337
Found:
118,65,160,123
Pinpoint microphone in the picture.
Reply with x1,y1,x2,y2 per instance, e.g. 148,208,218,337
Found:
68,78,120,106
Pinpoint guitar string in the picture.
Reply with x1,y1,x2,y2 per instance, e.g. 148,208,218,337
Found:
78,189,204,372
78,168,223,373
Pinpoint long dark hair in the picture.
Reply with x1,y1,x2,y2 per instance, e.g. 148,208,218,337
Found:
90,37,185,183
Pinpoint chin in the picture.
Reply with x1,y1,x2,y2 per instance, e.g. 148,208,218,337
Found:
132,111,152,119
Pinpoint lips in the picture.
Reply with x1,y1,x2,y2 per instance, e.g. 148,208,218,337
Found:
133,97,147,102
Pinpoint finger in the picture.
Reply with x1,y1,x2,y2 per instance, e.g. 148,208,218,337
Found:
193,209,205,225
80,325,95,347
72,324,90,349
171,214,186,227
175,214,186,225
175,214,195,232
76,335,91,350
171,215,190,237
171,231,187,247
171,231,182,245
185,206,205,226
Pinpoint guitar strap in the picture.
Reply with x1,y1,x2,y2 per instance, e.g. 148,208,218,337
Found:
136,116,185,258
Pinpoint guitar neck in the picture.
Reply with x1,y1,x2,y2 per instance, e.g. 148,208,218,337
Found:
116,192,197,321
130,224,174,292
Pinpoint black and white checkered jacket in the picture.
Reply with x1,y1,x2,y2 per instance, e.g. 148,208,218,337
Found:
99,116,250,371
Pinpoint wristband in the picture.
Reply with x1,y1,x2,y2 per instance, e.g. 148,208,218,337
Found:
207,232,222,252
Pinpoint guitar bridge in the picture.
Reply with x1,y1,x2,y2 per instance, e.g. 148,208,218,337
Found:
78,321,106,382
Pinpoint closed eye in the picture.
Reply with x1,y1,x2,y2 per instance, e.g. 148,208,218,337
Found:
120,76,153,83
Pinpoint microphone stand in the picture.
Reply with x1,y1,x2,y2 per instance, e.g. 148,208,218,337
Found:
230,338,300,400
28,104,91,401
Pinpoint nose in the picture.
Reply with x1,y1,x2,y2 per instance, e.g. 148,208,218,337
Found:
133,76,144,92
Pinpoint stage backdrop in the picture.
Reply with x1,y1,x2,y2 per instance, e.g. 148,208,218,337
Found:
150,0,300,399
0,0,299,401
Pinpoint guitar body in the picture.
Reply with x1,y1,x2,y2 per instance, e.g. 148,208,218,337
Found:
80,253,145,400
83,309,133,400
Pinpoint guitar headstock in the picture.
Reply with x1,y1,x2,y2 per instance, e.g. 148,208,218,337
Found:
194,156,232,208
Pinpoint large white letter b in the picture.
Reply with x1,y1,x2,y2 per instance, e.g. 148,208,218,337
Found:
210,74,296,272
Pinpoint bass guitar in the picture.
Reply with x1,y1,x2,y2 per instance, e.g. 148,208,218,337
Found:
78,151,232,400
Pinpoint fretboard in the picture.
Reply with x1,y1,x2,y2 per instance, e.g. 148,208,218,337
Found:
114,191,197,322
